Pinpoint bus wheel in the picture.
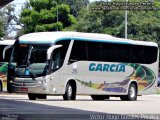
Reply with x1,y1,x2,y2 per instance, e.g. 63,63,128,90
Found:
91,95,108,100
37,94,47,99
7,82,12,93
0,82,2,93
63,82,76,100
120,83,137,101
28,93,37,100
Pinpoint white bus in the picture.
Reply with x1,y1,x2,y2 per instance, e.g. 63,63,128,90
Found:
7,32,159,101
0,40,15,92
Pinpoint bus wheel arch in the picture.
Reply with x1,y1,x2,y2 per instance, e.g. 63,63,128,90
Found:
63,79,77,100
120,81,138,101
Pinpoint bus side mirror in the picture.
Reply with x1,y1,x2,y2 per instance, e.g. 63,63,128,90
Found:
47,45,62,60
3,45,13,59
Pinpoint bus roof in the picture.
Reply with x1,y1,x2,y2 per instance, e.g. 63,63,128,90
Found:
0,40,15,45
19,32,158,47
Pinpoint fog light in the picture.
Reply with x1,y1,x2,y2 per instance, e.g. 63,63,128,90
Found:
38,81,43,84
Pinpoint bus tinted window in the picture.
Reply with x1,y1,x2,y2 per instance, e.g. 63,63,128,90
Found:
69,41,87,64
143,46,157,64
130,45,144,63
102,43,115,62
87,42,101,61
115,44,131,63
54,40,71,68
70,40,157,64
55,40,71,61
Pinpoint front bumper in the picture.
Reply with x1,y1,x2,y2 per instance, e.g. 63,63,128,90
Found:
8,78,49,94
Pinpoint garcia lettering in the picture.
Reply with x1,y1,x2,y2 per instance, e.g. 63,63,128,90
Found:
89,63,125,72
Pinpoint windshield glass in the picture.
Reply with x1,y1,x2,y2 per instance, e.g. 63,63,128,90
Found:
9,40,70,78
12,44,30,67
10,44,50,77
30,45,48,64
11,44,49,65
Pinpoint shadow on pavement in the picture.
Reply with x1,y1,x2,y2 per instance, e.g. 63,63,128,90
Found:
0,98,157,120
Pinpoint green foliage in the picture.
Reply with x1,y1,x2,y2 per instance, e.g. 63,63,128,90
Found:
75,8,104,33
58,0,89,16
30,0,56,12
74,0,160,46
35,22,63,32
20,0,76,34
0,19,4,38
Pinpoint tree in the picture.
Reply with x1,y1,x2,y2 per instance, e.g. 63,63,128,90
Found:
58,0,89,17
0,4,17,39
20,0,76,34
3,4,18,39
75,7,104,33
74,0,160,45
0,19,4,38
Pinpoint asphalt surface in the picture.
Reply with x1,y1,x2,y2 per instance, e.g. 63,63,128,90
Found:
0,94,160,120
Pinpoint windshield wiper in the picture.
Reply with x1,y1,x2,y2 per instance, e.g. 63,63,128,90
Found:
15,46,36,79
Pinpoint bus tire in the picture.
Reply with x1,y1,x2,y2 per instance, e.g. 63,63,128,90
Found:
63,82,76,100
28,93,37,100
0,81,2,93
7,82,12,93
37,94,47,99
120,83,137,101
91,95,109,100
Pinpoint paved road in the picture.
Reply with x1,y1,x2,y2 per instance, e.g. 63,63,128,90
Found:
0,94,160,120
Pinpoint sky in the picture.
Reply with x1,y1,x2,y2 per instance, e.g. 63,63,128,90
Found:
11,0,28,15
6,0,108,37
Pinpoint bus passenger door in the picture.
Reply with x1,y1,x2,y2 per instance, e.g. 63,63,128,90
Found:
49,40,72,94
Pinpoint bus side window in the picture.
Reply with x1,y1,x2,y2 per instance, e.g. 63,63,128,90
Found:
51,49,61,70
69,40,87,64
50,40,70,70
87,42,101,61
143,46,157,64
130,45,144,63
115,44,131,63
102,43,116,62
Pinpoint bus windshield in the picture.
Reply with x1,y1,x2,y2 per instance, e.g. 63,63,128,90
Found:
10,44,50,77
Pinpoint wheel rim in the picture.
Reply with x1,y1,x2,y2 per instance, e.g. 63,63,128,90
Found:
68,85,72,97
130,86,135,98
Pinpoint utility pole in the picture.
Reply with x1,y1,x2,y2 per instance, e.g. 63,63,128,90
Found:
87,3,89,11
125,0,128,39
56,1,59,31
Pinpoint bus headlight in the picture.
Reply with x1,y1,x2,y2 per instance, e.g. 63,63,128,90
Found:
9,81,13,83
